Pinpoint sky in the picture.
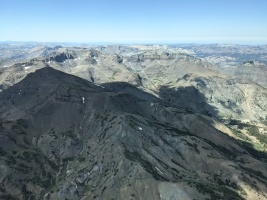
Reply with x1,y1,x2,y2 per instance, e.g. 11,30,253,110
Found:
0,0,266,44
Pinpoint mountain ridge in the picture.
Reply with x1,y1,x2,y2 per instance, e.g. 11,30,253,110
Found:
0,67,267,199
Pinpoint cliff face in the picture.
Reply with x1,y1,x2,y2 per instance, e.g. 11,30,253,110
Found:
0,67,267,200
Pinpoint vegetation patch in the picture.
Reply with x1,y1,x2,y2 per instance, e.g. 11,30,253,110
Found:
112,69,121,77
187,180,245,200
246,125,267,146
62,157,75,162
12,124,26,135
62,130,76,139
77,156,86,162
123,147,169,181
22,150,39,162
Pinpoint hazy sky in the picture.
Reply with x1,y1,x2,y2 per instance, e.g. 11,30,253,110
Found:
0,0,266,44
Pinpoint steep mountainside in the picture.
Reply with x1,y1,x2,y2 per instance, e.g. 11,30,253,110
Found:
0,67,267,200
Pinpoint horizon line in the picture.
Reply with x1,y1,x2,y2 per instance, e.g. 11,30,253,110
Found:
0,40,267,46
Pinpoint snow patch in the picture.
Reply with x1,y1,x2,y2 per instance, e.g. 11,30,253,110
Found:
82,97,85,104
155,167,163,174
95,84,105,89
138,127,142,131
24,66,31,70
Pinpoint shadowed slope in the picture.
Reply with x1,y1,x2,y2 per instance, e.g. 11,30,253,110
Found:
0,67,266,200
